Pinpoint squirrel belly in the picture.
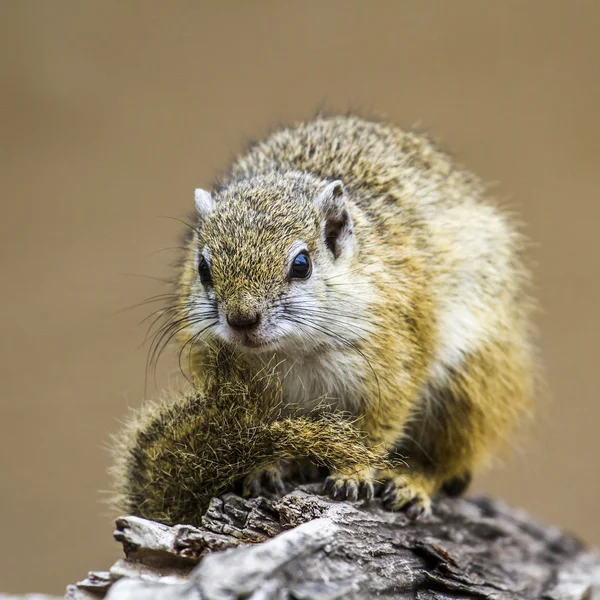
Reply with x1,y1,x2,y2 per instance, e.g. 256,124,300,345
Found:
116,115,536,521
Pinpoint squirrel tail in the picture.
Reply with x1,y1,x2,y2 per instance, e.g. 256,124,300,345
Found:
109,385,391,526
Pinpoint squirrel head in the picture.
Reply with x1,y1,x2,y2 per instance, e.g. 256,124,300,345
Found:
182,171,369,354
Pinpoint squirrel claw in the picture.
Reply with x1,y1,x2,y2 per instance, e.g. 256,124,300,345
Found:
243,464,285,498
405,502,428,520
358,480,375,503
380,475,432,519
323,474,372,503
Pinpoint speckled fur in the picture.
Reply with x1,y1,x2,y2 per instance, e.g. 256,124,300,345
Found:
111,356,394,524
120,115,536,519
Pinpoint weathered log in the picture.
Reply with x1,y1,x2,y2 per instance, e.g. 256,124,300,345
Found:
57,485,600,600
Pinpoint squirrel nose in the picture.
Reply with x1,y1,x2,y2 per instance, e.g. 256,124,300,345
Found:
227,312,260,330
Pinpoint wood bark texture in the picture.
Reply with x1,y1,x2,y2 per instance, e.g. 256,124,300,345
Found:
28,486,600,599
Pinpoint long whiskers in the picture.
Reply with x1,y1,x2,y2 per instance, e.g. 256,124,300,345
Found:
108,293,181,317
280,313,382,406
145,303,218,392
177,319,220,384
157,215,201,236
286,308,381,345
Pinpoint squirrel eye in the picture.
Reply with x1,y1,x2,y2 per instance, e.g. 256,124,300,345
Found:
290,251,312,280
198,256,212,284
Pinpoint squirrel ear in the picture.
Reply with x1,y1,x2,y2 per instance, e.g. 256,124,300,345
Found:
313,180,353,259
194,188,215,219
313,180,345,218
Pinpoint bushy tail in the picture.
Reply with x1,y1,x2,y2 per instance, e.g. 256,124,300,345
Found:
110,377,391,526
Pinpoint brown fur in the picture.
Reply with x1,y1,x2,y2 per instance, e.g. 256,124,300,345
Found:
111,357,394,524
114,114,537,520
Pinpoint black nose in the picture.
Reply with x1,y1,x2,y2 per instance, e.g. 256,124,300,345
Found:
227,312,260,330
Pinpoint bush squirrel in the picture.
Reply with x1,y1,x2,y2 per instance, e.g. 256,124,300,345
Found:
113,115,536,522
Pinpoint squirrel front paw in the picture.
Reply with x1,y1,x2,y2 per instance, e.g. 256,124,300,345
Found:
243,462,285,498
323,468,375,503
380,473,432,519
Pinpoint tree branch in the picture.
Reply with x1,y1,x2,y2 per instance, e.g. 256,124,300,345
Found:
56,486,600,600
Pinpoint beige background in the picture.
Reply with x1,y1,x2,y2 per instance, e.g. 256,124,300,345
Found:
1,1,599,594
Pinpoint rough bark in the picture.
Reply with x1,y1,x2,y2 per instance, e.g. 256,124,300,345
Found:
57,485,600,600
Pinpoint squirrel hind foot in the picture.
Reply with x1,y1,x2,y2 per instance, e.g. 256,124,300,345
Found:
441,471,473,498
379,473,433,519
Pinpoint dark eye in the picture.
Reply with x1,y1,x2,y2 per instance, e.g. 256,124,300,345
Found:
198,256,212,284
290,251,311,280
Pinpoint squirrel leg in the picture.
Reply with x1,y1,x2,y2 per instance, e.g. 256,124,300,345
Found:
382,344,533,518
376,466,471,519
289,459,325,484
243,461,286,498
323,403,414,504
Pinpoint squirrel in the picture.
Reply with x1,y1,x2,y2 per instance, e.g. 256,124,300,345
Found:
114,114,536,522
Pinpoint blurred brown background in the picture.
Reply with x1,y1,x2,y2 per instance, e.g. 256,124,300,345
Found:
1,0,599,594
